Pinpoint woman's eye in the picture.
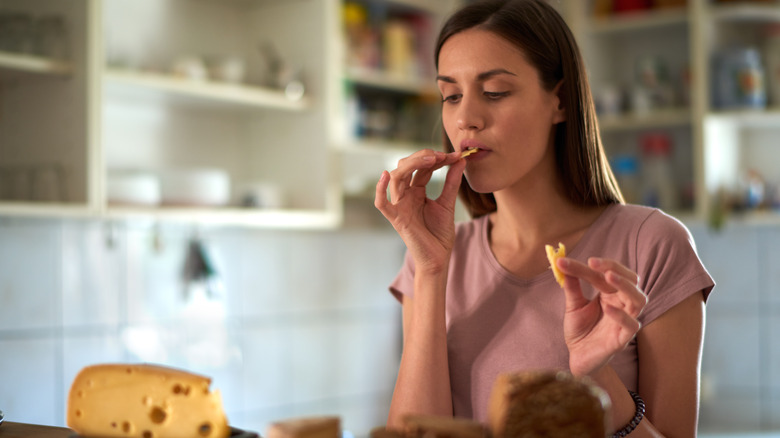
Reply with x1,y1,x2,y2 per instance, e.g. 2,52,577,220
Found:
442,94,462,103
484,91,510,99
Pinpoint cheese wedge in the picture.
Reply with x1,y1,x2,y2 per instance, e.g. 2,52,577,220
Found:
488,370,610,438
545,242,566,287
266,417,340,438
401,414,490,438
67,363,230,438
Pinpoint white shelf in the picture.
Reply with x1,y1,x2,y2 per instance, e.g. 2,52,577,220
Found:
104,69,311,112
345,67,438,95
710,2,780,23
598,107,692,131
587,7,689,34
707,107,780,128
104,206,341,229
0,51,73,76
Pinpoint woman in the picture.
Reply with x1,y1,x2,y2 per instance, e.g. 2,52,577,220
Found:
374,0,714,436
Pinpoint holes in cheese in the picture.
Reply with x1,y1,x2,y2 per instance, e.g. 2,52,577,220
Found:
545,242,566,287
67,363,230,438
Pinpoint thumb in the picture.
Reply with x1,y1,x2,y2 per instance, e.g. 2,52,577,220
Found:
436,158,466,208
561,267,589,312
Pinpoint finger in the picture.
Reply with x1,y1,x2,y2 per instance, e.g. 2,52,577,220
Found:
410,152,450,188
604,270,647,317
603,304,642,347
588,258,639,285
374,170,396,220
435,157,466,207
389,151,439,202
557,258,615,294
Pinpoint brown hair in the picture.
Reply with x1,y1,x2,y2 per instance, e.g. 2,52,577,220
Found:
435,0,623,218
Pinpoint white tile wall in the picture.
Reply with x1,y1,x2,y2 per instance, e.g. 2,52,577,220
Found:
0,219,405,438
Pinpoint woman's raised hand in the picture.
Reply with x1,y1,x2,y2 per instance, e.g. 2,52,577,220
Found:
555,257,648,377
375,149,465,274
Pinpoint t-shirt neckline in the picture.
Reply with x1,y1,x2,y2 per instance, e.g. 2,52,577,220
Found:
477,204,618,285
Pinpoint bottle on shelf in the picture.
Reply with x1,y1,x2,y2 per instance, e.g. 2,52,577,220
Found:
639,132,677,212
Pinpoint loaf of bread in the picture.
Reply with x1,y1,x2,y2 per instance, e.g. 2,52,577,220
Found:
266,416,340,438
401,414,490,438
67,363,230,438
487,370,610,438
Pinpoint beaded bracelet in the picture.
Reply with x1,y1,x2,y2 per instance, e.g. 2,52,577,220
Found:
610,390,646,438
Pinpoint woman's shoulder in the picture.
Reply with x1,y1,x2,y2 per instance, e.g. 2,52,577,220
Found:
602,203,692,239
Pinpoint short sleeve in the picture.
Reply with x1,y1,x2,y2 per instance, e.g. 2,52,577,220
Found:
635,210,715,326
389,249,415,303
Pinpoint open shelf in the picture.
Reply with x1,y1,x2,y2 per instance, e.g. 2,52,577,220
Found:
587,7,689,34
345,67,438,96
0,51,73,76
598,107,692,132
104,69,311,112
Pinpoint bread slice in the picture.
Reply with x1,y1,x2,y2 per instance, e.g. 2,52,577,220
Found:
401,414,490,438
488,370,610,438
67,363,230,438
545,242,566,287
266,416,340,438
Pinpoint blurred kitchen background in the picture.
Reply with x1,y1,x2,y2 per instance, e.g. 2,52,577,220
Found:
0,0,779,436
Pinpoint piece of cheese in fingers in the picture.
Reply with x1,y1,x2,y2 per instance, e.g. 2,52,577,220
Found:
460,148,479,158
545,242,566,287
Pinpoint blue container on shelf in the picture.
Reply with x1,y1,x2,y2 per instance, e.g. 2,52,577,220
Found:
712,47,767,110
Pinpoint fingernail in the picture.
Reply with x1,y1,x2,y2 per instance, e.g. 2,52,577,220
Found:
589,257,602,267
557,258,569,268
422,155,435,162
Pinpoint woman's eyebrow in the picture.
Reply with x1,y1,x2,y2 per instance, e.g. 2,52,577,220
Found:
436,68,517,84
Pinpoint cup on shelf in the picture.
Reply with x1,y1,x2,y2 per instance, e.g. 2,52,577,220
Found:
172,55,209,81
207,55,246,84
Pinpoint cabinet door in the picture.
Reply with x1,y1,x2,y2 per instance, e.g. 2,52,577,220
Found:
0,0,97,215
102,0,339,228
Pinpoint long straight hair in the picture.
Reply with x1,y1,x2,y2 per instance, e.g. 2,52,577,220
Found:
435,0,623,218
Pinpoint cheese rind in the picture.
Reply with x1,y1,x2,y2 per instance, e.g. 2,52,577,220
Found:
67,363,230,438
545,242,566,287
266,416,340,438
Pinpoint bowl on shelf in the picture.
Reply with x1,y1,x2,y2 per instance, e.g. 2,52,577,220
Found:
107,170,161,206
158,168,231,207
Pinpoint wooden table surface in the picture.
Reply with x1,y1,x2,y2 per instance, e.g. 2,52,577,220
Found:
0,422,73,438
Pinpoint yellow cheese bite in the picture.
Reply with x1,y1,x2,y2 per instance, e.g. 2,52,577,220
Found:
545,242,566,287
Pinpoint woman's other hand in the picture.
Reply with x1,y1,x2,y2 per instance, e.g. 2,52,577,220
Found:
375,149,465,274
555,257,648,377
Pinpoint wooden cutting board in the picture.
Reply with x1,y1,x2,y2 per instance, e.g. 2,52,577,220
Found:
0,422,73,438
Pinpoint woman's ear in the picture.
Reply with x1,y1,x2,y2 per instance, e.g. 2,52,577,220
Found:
552,80,566,124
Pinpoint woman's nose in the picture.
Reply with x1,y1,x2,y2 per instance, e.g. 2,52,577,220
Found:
456,97,485,131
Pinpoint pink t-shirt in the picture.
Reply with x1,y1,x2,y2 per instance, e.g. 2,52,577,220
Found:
389,203,714,422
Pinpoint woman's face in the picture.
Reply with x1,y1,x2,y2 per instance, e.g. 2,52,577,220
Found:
437,28,565,195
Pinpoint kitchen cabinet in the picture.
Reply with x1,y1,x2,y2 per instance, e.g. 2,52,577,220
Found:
0,0,99,217
0,0,460,229
564,0,780,226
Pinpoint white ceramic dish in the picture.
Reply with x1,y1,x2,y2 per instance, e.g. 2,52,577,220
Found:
159,169,231,206
107,171,161,206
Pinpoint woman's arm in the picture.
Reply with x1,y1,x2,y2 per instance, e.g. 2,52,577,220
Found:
374,149,466,427
387,270,453,427
637,290,706,437
590,291,706,437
